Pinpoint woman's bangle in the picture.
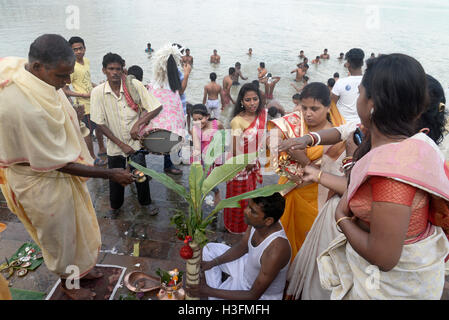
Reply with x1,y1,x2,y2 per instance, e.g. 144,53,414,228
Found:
342,156,353,164
310,132,321,146
305,133,316,147
336,216,352,233
317,170,323,184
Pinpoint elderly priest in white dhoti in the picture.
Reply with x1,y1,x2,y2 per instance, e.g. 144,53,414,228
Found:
0,34,134,300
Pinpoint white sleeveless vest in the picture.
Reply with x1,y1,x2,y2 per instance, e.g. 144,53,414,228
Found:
243,224,291,299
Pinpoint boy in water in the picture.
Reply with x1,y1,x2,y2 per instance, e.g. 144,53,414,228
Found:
258,62,267,80
292,93,301,109
320,48,330,59
231,62,248,85
210,49,220,64
291,63,305,82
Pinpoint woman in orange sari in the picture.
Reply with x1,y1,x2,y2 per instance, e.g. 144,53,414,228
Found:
224,83,267,234
268,82,345,260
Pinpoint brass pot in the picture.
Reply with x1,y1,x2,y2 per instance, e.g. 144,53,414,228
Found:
132,169,147,183
123,271,160,293
157,280,185,300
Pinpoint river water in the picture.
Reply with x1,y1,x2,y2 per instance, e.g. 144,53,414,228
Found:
1,0,448,110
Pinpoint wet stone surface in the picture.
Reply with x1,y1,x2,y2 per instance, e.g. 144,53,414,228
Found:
4,153,445,299
0,153,254,299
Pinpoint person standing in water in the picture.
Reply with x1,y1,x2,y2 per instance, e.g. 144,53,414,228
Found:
261,73,281,103
210,49,221,64
203,72,224,120
231,62,248,86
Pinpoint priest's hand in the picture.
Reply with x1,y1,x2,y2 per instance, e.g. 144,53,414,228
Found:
109,168,135,186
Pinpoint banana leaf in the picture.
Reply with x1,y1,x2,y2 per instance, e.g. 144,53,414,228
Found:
10,288,45,300
189,163,204,214
203,129,226,174
129,161,190,202
203,182,296,223
193,228,209,248
201,152,257,198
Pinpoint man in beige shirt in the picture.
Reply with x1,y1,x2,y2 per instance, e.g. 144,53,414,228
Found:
91,53,162,215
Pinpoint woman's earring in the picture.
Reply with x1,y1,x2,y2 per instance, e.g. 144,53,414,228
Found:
369,108,374,120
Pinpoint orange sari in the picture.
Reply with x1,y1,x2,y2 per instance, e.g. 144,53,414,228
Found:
268,102,345,260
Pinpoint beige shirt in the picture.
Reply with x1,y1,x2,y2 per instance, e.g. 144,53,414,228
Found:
90,79,161,157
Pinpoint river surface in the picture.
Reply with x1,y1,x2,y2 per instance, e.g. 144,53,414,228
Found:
1,0,448,110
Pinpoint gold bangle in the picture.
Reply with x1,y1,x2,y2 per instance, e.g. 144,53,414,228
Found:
317,170,323,184
336,216,352,233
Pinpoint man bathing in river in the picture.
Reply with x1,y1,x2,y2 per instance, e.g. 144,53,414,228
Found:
210,49,220,64
203,72,224,119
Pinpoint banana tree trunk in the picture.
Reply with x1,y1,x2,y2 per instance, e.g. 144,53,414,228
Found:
185,240,201,300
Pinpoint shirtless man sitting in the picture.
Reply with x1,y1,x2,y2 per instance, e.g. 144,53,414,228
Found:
247,48,253,56
181,48,193,66
210,49,220,64
320,48,330,59
231,62,248,86
298,50,305,59
260,73,280,103
291,63,305,82
257,62,267,80
186,193,291,300
203,72,224,119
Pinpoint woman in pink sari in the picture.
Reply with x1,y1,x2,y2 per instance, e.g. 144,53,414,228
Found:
141,43,186,175
317,54,449,299
224,83,267,234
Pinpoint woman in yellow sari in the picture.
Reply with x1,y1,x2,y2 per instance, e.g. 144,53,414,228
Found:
268,82,345,260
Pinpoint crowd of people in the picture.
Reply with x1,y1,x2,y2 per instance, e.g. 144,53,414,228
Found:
1,33,449,300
